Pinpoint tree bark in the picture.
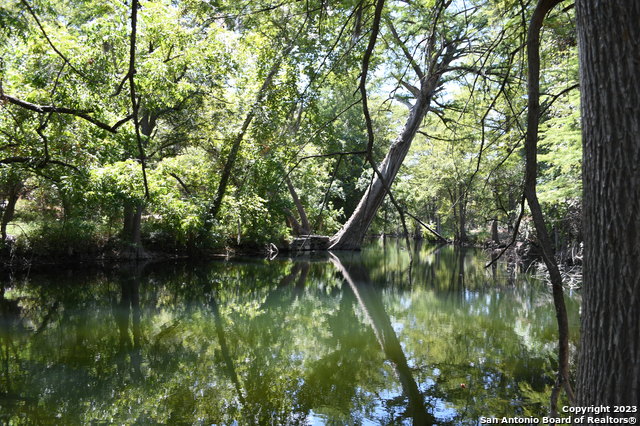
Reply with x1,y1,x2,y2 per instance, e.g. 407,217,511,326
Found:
120,109,157,258
122,202,144,258
457,194,468,245
491,218,499,244
284,208,304,235
1,179,22,241
575,0,640,412
507,191,516,234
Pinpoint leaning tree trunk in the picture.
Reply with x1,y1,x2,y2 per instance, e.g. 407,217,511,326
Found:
329,0,457,251
330,96,429,250
575,0,640,412
329,73,447,249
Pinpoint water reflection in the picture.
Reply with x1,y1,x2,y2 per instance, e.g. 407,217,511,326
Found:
331,252,435,424
0,241,579,424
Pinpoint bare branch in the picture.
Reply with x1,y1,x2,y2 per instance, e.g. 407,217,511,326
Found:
404,210,448,243
540,83,579,116
0,155,81,172
386,19,425,80
1,92,132,133
20,0,87,79
485,194,526,268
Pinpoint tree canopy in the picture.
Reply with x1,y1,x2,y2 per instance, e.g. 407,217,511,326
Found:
0,0,581,256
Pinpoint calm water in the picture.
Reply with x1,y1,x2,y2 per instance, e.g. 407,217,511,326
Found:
0,240,580,425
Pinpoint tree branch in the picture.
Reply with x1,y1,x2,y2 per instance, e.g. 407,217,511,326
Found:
540,83,579,116
386,19,425,81
359,0,412,252
168,172,191,195
1,93,132,133
127,0,150,199
20,0,87,79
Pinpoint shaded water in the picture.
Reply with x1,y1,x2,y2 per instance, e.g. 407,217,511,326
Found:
0,241,580,424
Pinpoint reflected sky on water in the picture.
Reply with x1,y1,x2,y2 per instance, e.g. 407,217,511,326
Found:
0,240,580,424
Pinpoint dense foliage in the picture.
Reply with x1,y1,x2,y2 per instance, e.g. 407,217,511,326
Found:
0,0,580,257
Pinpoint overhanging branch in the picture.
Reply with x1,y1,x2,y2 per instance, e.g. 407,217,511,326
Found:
1,93,131,133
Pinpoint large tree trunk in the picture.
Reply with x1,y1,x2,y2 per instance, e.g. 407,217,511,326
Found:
120,110,157,258
329,83,438,250
491,218,499,244
122,202,145,258
576,0,640,412
330,0,456,250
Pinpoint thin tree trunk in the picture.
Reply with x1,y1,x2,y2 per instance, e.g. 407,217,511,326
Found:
575,0,640,412
507,191,515,234
525,0,574,412
207,49,291,225
285,176,311,235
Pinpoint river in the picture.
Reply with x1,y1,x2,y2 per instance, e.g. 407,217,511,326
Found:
0,240,580,424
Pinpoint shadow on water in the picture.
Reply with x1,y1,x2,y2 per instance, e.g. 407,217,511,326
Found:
0,240,580,424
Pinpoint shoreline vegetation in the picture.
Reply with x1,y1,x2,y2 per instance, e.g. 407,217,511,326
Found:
1,222,581,279
2,0,637,414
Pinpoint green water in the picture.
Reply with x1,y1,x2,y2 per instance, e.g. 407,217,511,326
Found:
0,241,580,425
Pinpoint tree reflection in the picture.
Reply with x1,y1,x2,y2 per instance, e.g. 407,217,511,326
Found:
114,264,144,381
207,277,246,407
0,242,580,424
331,252,436,425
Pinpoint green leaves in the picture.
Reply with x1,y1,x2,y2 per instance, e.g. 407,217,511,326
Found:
0,0,582,250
